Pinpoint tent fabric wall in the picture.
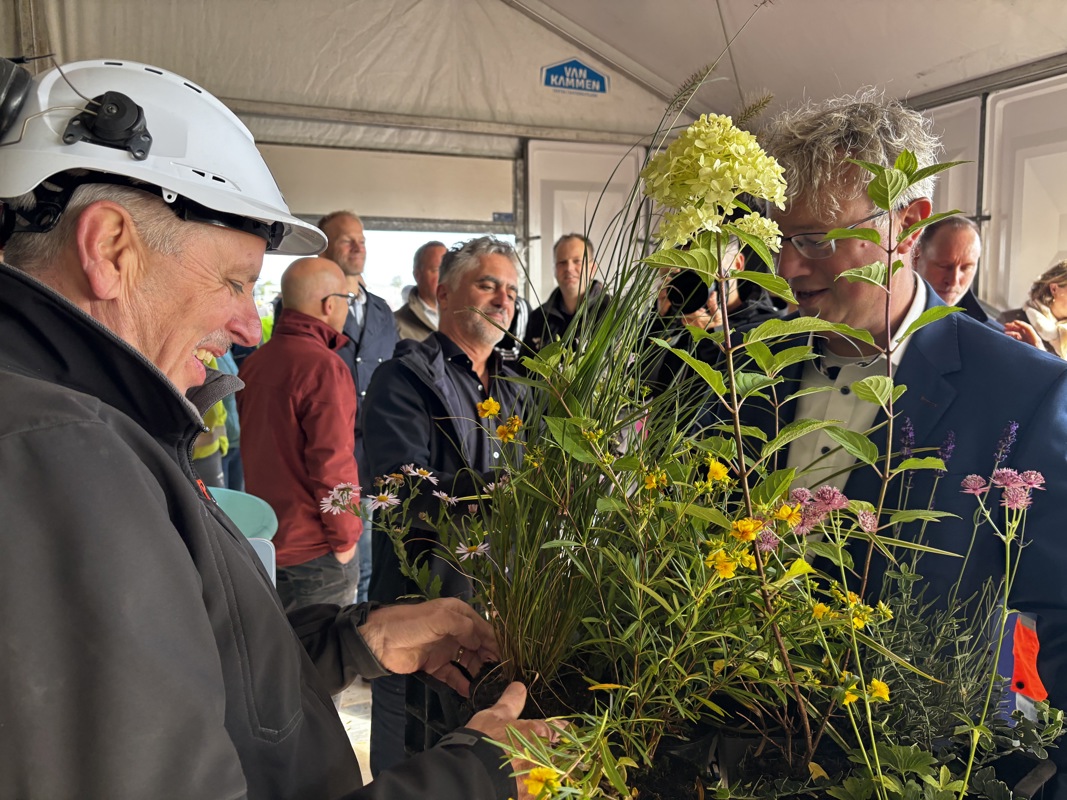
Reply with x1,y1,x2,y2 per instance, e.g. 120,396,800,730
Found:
34,0,671,157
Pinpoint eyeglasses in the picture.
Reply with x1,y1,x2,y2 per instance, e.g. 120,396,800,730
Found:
777,210,889,261
322,292,358,307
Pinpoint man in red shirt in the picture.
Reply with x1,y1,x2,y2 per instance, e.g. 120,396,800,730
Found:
238,257,364,611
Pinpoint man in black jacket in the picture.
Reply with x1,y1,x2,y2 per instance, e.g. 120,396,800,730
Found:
364,236,525,776
319,210,401,605
524,233,609,355
0,58,545,800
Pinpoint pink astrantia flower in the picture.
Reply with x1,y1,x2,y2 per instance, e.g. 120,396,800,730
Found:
1001,485,1032,510
369,492,401,511
456,541,490,561
795,505,829,537
790,487,813,505
1021,470,1046,490
991,468,1024,489
960,475,989,495
432,490,457,506
858,510,879,533
401,464,418,476
756,529,780,553
413,467,439,485
813,485,849,512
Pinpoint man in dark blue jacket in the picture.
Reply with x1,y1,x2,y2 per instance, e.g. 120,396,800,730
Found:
319,211,400,605
363,236,525,776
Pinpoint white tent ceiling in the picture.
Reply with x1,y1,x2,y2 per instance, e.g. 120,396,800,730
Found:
6,0,1067,158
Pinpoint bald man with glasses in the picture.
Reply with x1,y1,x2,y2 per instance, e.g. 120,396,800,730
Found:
239,257,364,612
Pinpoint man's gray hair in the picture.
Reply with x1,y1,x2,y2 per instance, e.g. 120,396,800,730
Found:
916,215,981,253
4,182,189,274
439,236,519,290
758,88,942,219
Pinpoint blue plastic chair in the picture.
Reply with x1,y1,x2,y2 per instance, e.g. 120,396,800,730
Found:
248,538,277,586
208,487,278,541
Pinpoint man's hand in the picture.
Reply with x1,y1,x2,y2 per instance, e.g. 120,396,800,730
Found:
357,597,499,696
333,543,358,564
466,682,563,800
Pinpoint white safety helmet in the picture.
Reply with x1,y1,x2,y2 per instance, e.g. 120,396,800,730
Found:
0,59,325,255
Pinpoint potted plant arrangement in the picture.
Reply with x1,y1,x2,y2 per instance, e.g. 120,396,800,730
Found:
324,88,1062,800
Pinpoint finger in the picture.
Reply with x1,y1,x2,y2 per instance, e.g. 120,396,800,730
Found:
428,661,473,697
492,681,527,720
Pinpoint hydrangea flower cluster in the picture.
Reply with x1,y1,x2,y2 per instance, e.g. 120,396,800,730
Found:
640,113,787,248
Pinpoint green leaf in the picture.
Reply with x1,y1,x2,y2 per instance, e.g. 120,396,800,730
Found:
544,416,600,464
892,456,946,474
784,385,835,403
909,160,970,188
877,741,938,777
734,269,797,305
807,539,854,569
897,209,963,243
761,419,842,461
888,509,958,525
744,316,876,347
847,157,887,177
723,222,777,272
599,738,630,797
745,340,774,373
894,305,962,344
895,149,919,175
867,168,910,209
825,426,879,466
671,502,732,529
851,375,901,409
642,246,717,277
649,338,728,397
710,422,768,443
596,495,628,514
837,260,888,288
633,581,675,614
824,227,883,245
770,345,817,375
751,468,796,506
734,370,782,400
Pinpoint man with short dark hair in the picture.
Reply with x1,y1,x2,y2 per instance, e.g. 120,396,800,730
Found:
524,233,608,355
364,235,525,775
238,257,363,612
395,239,446,341
318,210,399,605
914,215,1000,327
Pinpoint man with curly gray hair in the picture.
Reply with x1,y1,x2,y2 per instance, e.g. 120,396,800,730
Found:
752,91,1067,795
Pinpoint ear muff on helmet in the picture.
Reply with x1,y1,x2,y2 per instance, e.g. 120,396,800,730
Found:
0,58,32,140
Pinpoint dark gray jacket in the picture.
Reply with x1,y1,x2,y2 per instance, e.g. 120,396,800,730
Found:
0,263,510,800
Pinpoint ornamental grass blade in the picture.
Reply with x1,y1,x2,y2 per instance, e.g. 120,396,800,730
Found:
854,630,939,682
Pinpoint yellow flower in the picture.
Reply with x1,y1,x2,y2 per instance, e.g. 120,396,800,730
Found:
476,397,501,418
774,503,803,528
523,766,561,798
505,415,523,433
812,602,831,620
846,591,860,606
730,517,763,542
706,458,730,482
851,607,870,630
643,470,668,491
496,424,516,444
705,549,737,579
842,688,859,706
738,551,756,570
869,679,890,702
877,600,894,620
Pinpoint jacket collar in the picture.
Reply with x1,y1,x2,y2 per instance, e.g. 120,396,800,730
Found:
0,261,235,447
273,308,350,351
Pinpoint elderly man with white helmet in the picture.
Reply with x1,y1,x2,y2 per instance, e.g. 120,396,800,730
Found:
0,58,548,800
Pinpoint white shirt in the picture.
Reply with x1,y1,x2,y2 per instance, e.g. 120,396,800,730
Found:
785,278,927,490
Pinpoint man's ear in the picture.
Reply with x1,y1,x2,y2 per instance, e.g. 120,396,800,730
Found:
436,280,448,310
74,200,143,301
896,197,933,257
731,251,746,273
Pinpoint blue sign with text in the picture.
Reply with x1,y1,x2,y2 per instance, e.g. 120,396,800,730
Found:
541,59,609,95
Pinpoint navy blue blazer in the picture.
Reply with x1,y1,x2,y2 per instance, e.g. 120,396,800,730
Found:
734,284,1067,768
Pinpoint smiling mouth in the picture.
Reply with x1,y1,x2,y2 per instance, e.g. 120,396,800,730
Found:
793,288,826,302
